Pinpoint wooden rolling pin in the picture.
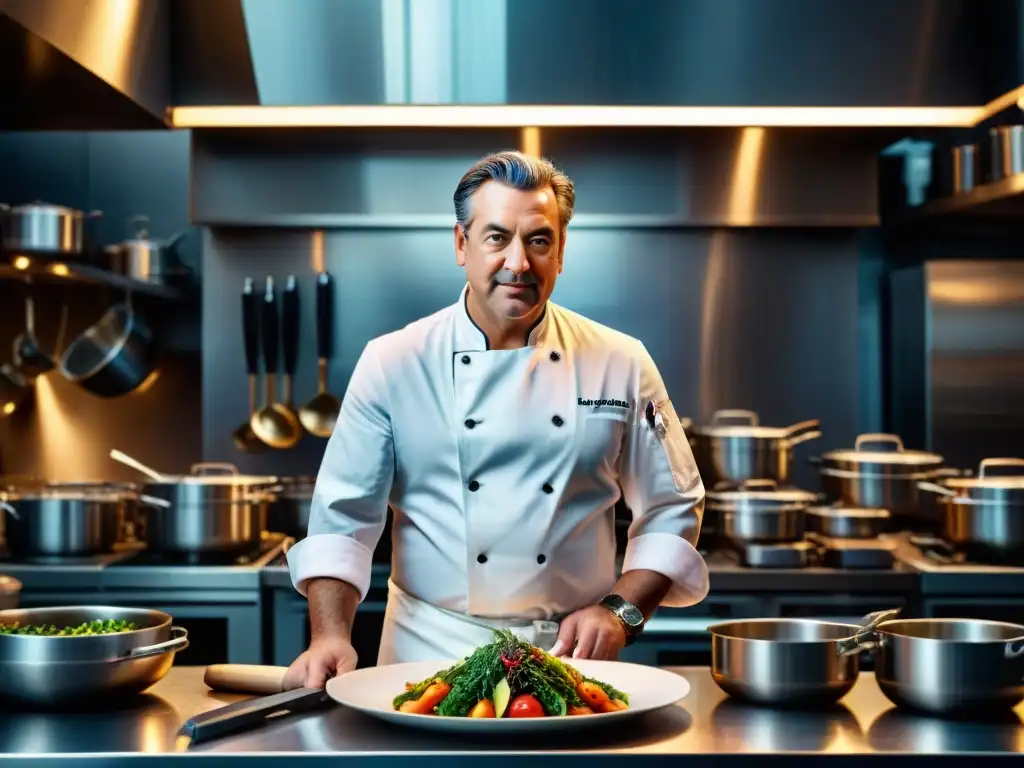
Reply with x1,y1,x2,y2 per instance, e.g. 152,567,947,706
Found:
204,664,289,695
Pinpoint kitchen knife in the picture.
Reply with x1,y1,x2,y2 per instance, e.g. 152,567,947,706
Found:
204,664,288,694
179,686,329,745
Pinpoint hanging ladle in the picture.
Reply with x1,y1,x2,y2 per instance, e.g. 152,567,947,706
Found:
299,272,341,438
250,277,301,449
232,278,265,453
13,287,56,379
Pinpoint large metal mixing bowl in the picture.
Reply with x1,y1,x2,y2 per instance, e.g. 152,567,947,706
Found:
0,606,189,707
708,619,863,708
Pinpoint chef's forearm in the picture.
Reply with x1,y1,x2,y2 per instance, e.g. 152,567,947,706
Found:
307,577,361,641
609,569,673,619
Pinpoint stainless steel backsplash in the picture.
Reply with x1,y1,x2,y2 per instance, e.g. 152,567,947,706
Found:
204,226,880,491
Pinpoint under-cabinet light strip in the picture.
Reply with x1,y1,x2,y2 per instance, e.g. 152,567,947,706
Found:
168,104,983,129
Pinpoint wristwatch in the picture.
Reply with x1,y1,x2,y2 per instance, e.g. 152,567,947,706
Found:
599,594,645,645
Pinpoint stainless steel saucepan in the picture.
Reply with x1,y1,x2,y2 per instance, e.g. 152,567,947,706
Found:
918,457,1024,556
706,480,820,544
689,410,821,486
0,606,189,706
839,618,1024,716
708,609,900,708
805,505,891,540
812,433,954,527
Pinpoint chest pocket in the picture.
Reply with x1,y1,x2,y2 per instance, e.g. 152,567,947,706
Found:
577,411,629,474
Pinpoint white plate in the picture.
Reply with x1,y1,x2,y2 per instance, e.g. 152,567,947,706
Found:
326,658,691,734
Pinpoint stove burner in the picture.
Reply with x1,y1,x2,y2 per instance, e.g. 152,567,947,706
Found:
910,536,1024,568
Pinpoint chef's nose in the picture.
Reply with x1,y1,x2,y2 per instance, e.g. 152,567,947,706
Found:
503,239,528,274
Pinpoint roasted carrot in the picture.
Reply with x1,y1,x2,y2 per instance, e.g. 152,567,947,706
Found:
577,681,611,710
468,699,496,718
605,698,629,712
398,681,451,714
567,705,594,716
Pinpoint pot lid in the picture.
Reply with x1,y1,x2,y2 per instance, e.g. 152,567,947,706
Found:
691,409,819,439
149,462,277,486
940,458,1024,490
821,433,942,466
707,480,819,504
806,506,891,519
9,201,80,215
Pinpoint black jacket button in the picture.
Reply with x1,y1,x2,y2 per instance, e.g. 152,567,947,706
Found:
549,350,560,362
477,554,488,564
465,419,476,429
552,415,564,427
468,480,480,491
542,483,553,494
537,554,547,564
461,355,471,365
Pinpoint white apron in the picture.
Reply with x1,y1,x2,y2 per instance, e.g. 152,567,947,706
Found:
377,580,560,665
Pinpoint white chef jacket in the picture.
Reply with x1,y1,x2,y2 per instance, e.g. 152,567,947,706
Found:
287,284,708,663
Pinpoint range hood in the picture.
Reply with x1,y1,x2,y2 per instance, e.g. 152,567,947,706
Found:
0,0,171,130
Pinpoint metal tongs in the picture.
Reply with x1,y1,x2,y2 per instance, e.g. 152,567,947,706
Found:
836,608,902,657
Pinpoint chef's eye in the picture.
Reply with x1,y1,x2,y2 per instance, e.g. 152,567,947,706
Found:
485,233,505,243
529,238,549,247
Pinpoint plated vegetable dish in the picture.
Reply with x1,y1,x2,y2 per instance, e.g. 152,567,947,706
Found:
0,619,139,636
392,629,629,718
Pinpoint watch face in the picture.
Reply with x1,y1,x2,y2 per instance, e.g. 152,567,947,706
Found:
621,603,644,627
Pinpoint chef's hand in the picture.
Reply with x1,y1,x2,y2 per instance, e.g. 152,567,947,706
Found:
282,635,359,690
549,605,626,660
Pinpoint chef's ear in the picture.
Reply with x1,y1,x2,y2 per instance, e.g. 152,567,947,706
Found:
557,229,567,273
454,223,468,267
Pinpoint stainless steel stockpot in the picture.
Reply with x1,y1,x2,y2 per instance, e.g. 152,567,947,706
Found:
138,463,278,555
0,483,132,558
918,458,1024,555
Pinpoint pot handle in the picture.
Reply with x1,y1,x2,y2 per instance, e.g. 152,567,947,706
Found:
0,500,19,520
120,626,189,661
1003,637,1024,676
917,481,958,498
137,494,173,509
786,430,822,448
784,418,821,437
854,433,905,453
710,409,759,426
836,607,902,657
978,458,1024,479
190,462,239,476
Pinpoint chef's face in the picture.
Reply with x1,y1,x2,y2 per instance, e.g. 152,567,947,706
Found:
455,181,565,321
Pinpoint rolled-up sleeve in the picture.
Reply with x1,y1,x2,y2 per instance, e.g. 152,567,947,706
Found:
286,340,394,602
618,343,708,608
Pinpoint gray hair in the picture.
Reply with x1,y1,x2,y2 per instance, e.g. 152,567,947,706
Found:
453,150,576,232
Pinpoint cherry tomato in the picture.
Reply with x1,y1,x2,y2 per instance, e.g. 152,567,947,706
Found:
507,694,545,718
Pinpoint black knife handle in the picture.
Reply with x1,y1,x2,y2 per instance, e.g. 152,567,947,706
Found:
241,278,259,376
179,688,328,745
261,277,279,376
282,274,300,377
315,272,333,361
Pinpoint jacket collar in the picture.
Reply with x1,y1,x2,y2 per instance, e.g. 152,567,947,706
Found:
453,283,549,352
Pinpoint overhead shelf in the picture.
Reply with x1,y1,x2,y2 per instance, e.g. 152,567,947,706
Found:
892,173,1024,223
0,254,182,299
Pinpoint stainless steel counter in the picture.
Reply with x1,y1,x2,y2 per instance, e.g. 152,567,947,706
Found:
1,666,1021,765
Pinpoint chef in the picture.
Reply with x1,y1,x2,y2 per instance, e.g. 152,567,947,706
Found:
283,150,708,690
